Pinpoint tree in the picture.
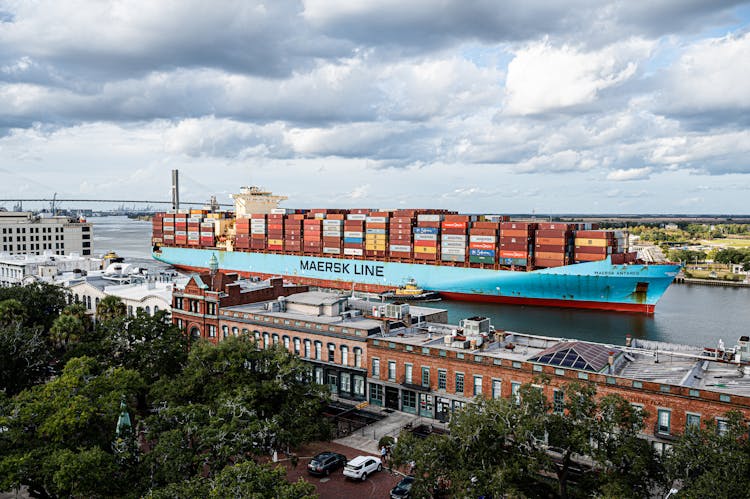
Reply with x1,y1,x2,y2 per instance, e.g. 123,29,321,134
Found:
0,322,51,396
0,282,68,331
96,295,127,322
49,313,86,349
0,299,28,327
0,356,145,498
665,411,750,498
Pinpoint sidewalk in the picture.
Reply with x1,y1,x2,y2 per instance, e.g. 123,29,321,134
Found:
333,408,419,454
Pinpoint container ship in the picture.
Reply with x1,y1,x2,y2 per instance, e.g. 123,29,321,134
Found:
152,187,681,314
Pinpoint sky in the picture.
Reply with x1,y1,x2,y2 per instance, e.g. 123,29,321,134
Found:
1,1,749,214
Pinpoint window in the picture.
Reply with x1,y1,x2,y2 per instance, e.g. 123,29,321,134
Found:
294,338,301,355
341,372,351,393
686,413,701,430
438,369,447,390
388,361,396,381
455,373,464,394
304,339,311,358
632,381,643,389
369,383,383,405
263,332,270,348
657,409,671,434
341,345,349,365
717,418,729,436
208,325,217,338
404,364,413,384
272,334,279,345
402,391,417,413
511,382,521,405
371,358,380,378
315,341,322,360
221,325,228,338
473,375,483,396
354,347,362,368
421,367,430,387
232,326,239,337
490,379,502,399
353,376,365,397
553,389,564,414
314,367,324,385
327,343,335,362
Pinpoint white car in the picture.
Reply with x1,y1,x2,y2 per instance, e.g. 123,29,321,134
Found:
343,455,382,481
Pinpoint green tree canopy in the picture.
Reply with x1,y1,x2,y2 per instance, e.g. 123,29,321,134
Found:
0,322,51,396
96,295,127,322
0,282,68,331
0,299,28,327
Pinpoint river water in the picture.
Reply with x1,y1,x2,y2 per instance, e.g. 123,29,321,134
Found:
91,216,750,349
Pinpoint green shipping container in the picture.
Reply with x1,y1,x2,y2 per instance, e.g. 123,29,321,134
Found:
470,256,495,264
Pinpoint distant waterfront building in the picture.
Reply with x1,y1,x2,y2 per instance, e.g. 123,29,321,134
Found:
0,212,93,257
0,252,103,287
54,262,181,318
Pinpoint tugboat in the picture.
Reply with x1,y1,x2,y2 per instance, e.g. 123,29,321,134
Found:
380,279,441,302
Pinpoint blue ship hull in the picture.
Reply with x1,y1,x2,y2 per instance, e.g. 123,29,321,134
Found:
153,247,681,314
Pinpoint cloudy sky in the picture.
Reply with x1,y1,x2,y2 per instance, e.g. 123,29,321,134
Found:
1,1,749,214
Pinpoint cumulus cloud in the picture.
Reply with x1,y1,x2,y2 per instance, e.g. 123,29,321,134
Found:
504,39,653,115
606,167,653,181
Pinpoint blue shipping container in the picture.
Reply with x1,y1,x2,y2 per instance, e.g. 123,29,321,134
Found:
413,227,439,235
344,237,363,244
470,249,495,257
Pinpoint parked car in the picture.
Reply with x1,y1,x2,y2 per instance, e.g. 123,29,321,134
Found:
306,451,347,476
390,476,415,498
343,455,382,481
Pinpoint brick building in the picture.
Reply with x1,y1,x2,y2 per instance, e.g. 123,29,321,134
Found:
367,318,750,452
216,292,448,402
171,271,308,343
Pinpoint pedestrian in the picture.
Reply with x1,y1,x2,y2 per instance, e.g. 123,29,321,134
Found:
409,459,416,475
380,445,388,469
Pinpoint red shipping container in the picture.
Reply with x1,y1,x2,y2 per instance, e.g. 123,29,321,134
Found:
500,222,537,230
390,229,412,236
536,237,566,245
390,217,413,223
415,253,437,260
575,253,606,262
366,222,387,229
416,221,440,228
499,250,527,258
444,215,470,223
442,228,466,235
442,221,467,229
414,240,437,247
536,229,572,238
535,244,567,252
469,242,495,250
469,228,497,236
389,251,412,258
537,222,576,230
576,230,614,239
389,223,413,230
323,236,341,244
574,246,609,255
535,258,566,268
500,229,531,238
472,221,501,229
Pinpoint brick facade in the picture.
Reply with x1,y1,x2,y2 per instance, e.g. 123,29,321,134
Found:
171,272,307,344
367,338,750,446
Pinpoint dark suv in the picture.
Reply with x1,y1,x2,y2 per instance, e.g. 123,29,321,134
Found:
307,451,347,476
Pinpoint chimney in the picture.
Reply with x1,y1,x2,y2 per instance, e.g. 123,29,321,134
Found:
625,334,632,347
608,351,615,374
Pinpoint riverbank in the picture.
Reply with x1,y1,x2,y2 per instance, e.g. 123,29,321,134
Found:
675,276,750,287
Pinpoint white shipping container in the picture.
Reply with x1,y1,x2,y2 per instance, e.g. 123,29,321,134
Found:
344,248,364,256
414,234,438,241
175,231,187,236
344,231,363,238
188,217,202,223
271,208,288,214
251,228,266,234
441,247,466,256
441,240,466,249
389,245,411,252
417,214,442,222
323,219,343,226
470,235,496,243
323,230,342,237
323,247,341,254
366,216,387,223
441,254,465,262
442,234,467,242
347,214,367,221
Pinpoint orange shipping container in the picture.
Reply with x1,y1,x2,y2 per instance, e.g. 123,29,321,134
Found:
536,237,567,245
500,229,531,238
499,250,528,259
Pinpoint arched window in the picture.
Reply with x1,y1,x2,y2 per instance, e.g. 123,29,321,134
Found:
190,327,201,340
354,347,362,368
95,297,100,309
283,336,290,349
145,306,151,315
272,333,279,345
232,327,239,337
154,305,159,313
327,343,335,362
262,332,270,348
74,294,79,303
293,337,301,355
242,328,249,336
304,339,311,358
314,341,322,360
222,325,229,338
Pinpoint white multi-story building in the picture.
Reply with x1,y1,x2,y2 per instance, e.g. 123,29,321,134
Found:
0,212,93,257
0,252,103,287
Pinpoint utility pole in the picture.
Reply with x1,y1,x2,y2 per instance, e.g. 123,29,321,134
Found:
171,169,180,212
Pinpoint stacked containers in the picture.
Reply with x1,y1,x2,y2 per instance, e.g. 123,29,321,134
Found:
187,214,201,246
469,220,500,264
574,230,615,262
174,213,188,245
266,213,284,250
533,222,576,268
162,214,175,245
303,216,322,253
613,230,628,254
389,212,414,258
344,213,366,256
234,217,250,249
249,214,266,250
499,222,537,266
200,220,215,247
284,214,304,253
441,215,469,262
414,214,441,261
322,214,344,255
365,212,388,257
152,213,164,244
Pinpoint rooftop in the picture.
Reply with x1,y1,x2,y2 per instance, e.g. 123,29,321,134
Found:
378,320,750,397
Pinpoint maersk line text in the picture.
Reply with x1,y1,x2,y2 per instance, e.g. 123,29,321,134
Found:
300,260,385,277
